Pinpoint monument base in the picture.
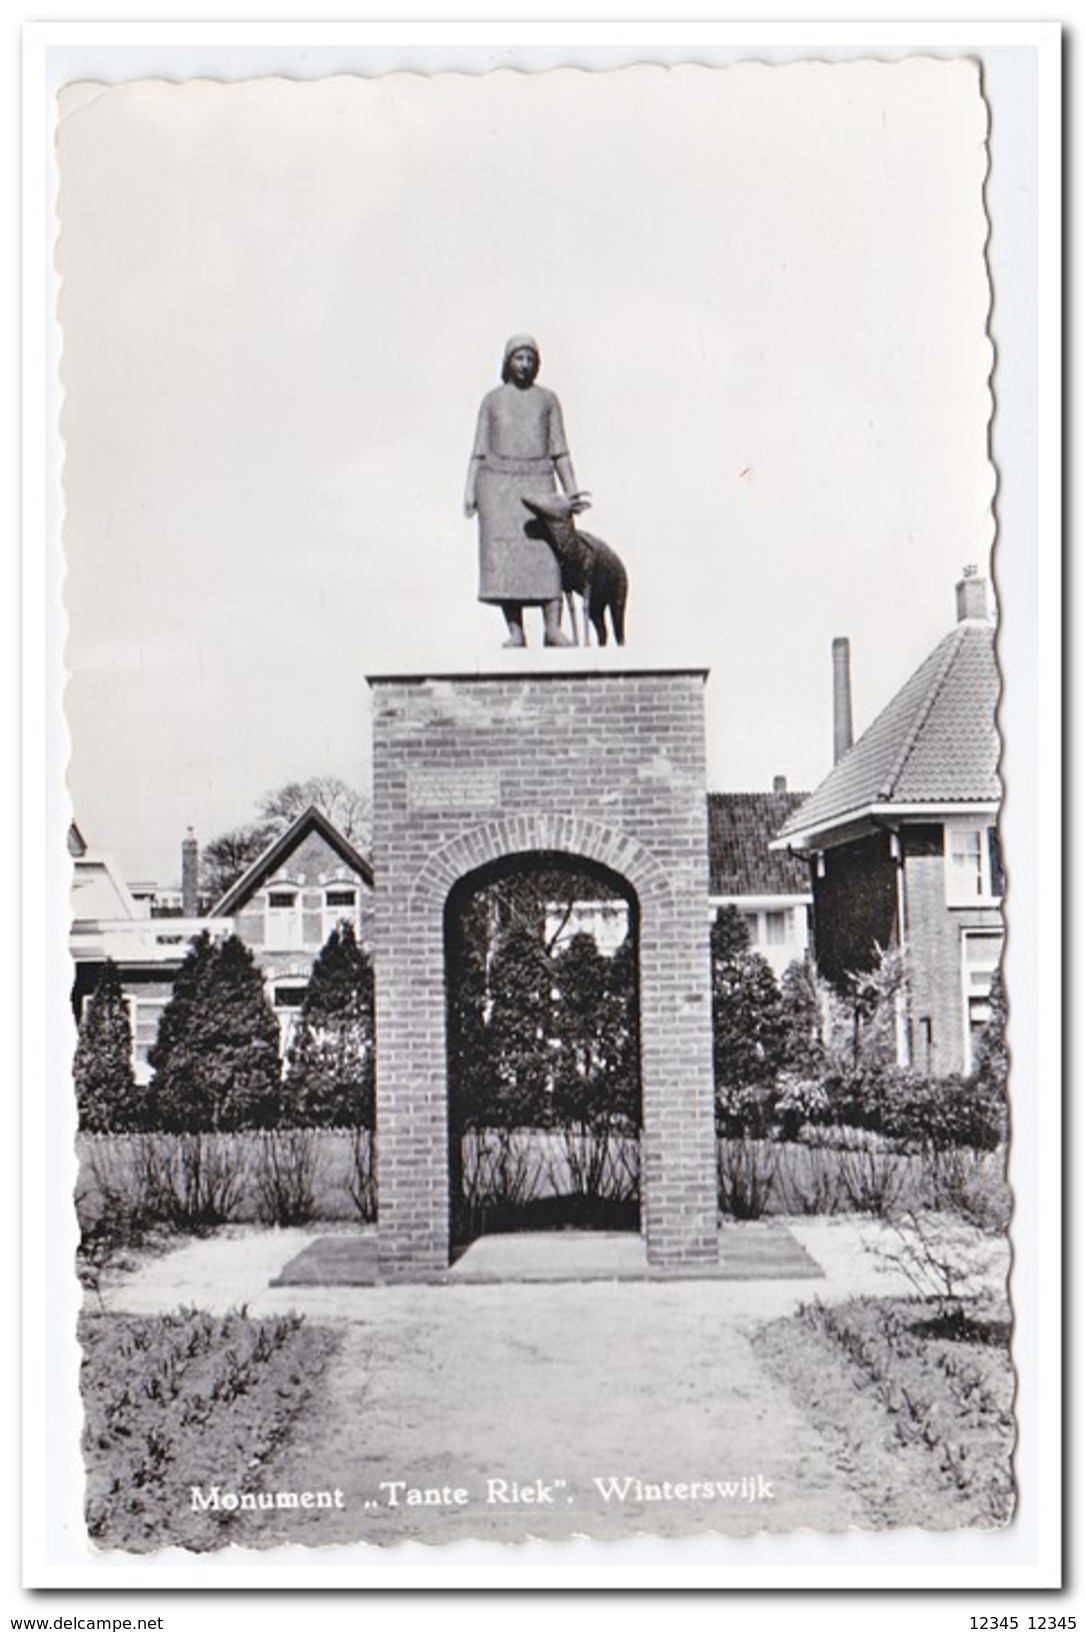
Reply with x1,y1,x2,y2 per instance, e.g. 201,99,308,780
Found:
369,660,719,1282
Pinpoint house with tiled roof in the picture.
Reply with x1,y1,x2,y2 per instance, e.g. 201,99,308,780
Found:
210,804,375,1047
772,572,1002,1076
71,806,376,1075
707,788,812,977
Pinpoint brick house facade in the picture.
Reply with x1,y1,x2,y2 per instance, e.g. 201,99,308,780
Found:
210,807,375,1050
773,576,1002,1076
70,807,375,1078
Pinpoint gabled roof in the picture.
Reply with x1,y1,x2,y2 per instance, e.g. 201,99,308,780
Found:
776,622,1000,847
707,793,811,896
211,805,374,916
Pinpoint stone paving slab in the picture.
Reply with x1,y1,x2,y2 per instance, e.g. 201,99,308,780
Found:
270,1222,823,1287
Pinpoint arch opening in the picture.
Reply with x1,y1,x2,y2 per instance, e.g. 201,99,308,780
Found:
444,851,643,1254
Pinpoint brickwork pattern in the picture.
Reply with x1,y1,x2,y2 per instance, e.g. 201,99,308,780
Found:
901,827,1003,1078
370,669,719,1278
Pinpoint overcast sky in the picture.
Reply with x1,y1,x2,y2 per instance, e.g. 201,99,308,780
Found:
57,59,992,885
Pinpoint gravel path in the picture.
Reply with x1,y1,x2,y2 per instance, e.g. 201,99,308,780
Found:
93,1218,1009,1550
229,1280,867,1548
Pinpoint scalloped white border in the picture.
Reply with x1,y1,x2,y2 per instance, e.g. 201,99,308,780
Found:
20,22,1062,1596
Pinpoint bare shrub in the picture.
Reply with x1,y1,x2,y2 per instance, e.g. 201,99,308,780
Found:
837,1131,908,1217
866,1212,1009,1332
774,1140,843,1215
462,1128,545,1221
557,1126,639,1203
925,1146,1011,1235
717,1137,778,1220
253,1128,323,1226
76,1135,168,1299
137,1133,248,1232
345,1126,377,1223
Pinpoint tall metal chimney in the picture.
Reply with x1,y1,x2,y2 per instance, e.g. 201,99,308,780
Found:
182,827,199,917
832,637,854,765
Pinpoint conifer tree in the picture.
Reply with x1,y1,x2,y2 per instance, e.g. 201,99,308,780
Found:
148,933,280,1130
74,959,141,1132
283,923,375,1126
482,922,553,1128
710,907,783,1135
197,936,281,1129
778,957,825,1077
551,931,639,1132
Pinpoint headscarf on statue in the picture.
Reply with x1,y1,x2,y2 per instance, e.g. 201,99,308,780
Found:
501,334,540,380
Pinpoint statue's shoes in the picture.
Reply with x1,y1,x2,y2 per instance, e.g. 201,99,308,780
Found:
544,632,573,647
502,634,527,648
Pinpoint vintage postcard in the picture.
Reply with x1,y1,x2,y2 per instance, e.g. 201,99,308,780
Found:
26,27,1061,1590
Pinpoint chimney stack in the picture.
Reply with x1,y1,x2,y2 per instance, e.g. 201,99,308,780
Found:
182,828,199,917
832,637,854,765
772,774,787,794
956,566,989,623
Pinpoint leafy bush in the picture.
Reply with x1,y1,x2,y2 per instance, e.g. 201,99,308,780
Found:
819,1063,1007,1154
774,1071,831,1141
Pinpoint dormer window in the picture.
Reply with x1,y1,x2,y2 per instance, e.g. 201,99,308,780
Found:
945,821,1003,906
265,887,302,950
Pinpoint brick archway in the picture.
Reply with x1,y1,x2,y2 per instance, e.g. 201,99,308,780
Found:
443,848,643,1248
410,813,673,916
369,663,719,1280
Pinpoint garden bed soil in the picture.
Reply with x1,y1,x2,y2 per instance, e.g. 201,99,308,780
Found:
80,1308,342,1553
754,1295,1014,1531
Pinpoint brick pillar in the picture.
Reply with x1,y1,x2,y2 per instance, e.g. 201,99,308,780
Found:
369,656,719,1279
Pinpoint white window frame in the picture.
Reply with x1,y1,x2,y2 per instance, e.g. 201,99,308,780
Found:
944,820,1002,906
265,883,304,950
323,882,361,944
129,995,170,1083
960,928,1004,1073
271,978,309,1053
763,907,791,946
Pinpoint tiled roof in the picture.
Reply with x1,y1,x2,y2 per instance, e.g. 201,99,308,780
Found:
776,623,1000,843
211,805,374,915
707,793,811,896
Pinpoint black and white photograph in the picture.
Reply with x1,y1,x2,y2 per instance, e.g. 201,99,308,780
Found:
24,24,1062,1592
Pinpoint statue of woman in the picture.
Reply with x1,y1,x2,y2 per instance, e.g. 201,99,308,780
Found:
464,335,577,647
